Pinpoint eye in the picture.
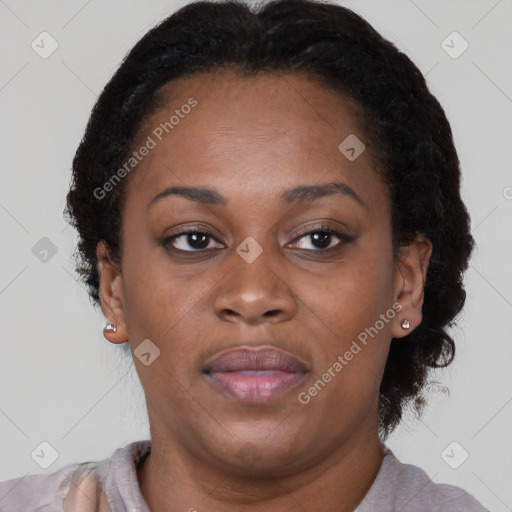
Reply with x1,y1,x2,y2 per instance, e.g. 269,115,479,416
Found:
164,228,224,252
290,226,353,251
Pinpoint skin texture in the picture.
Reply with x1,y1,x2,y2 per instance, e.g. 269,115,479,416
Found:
97,69,432,512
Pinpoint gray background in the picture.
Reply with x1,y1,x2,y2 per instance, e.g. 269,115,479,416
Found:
1,0,511,510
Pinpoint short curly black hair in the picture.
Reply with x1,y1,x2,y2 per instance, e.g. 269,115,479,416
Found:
65,0,474,438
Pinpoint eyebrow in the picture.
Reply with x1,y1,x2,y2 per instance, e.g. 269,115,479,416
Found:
281,182,365,207
148,186,227,209
147,182,365,210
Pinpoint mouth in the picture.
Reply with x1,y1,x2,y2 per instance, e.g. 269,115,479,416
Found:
202,347,309,404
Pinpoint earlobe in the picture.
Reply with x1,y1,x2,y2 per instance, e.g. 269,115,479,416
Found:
392,235,432,338
96,240,128,344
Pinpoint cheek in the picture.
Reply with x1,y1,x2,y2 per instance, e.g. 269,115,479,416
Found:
298,241,395,348
120,238,196,347
120,238,226,388
120,248,206,408
292,238,396,416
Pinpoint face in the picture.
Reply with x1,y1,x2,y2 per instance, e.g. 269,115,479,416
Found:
98,69,431,475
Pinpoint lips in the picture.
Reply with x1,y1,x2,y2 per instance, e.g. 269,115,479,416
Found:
203,347,308,373
202,347,308,404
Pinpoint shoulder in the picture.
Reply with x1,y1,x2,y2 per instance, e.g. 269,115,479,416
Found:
0,441,151,512
0,462,77,512
356,447,490,512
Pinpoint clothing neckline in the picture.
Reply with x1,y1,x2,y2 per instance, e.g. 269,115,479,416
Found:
109,440,393,511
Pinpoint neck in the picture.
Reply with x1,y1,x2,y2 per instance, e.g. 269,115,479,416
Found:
137,428,385,512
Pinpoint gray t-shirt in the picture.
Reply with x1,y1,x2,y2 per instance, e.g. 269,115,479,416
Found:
0,440,489,511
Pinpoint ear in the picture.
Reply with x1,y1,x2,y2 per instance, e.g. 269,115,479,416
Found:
96,240,128,344
391,234,432,339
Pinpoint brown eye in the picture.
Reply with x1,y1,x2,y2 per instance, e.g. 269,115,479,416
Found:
292,228,353,251
164,229,224,252
309,231,333,249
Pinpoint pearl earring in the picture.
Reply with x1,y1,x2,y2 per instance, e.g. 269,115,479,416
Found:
104,322,117,333
401,319,410,330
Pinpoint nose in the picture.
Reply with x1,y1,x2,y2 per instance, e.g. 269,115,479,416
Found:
214,247,297,325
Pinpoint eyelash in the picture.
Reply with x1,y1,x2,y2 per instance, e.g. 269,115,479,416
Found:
162,224,353,254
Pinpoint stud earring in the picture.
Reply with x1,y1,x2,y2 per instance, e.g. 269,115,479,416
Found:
104,322,117,333
401,319,410,330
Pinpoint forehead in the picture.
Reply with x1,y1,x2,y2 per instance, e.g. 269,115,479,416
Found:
123,69,386,210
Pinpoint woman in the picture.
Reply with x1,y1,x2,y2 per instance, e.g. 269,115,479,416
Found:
0,0,489,510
